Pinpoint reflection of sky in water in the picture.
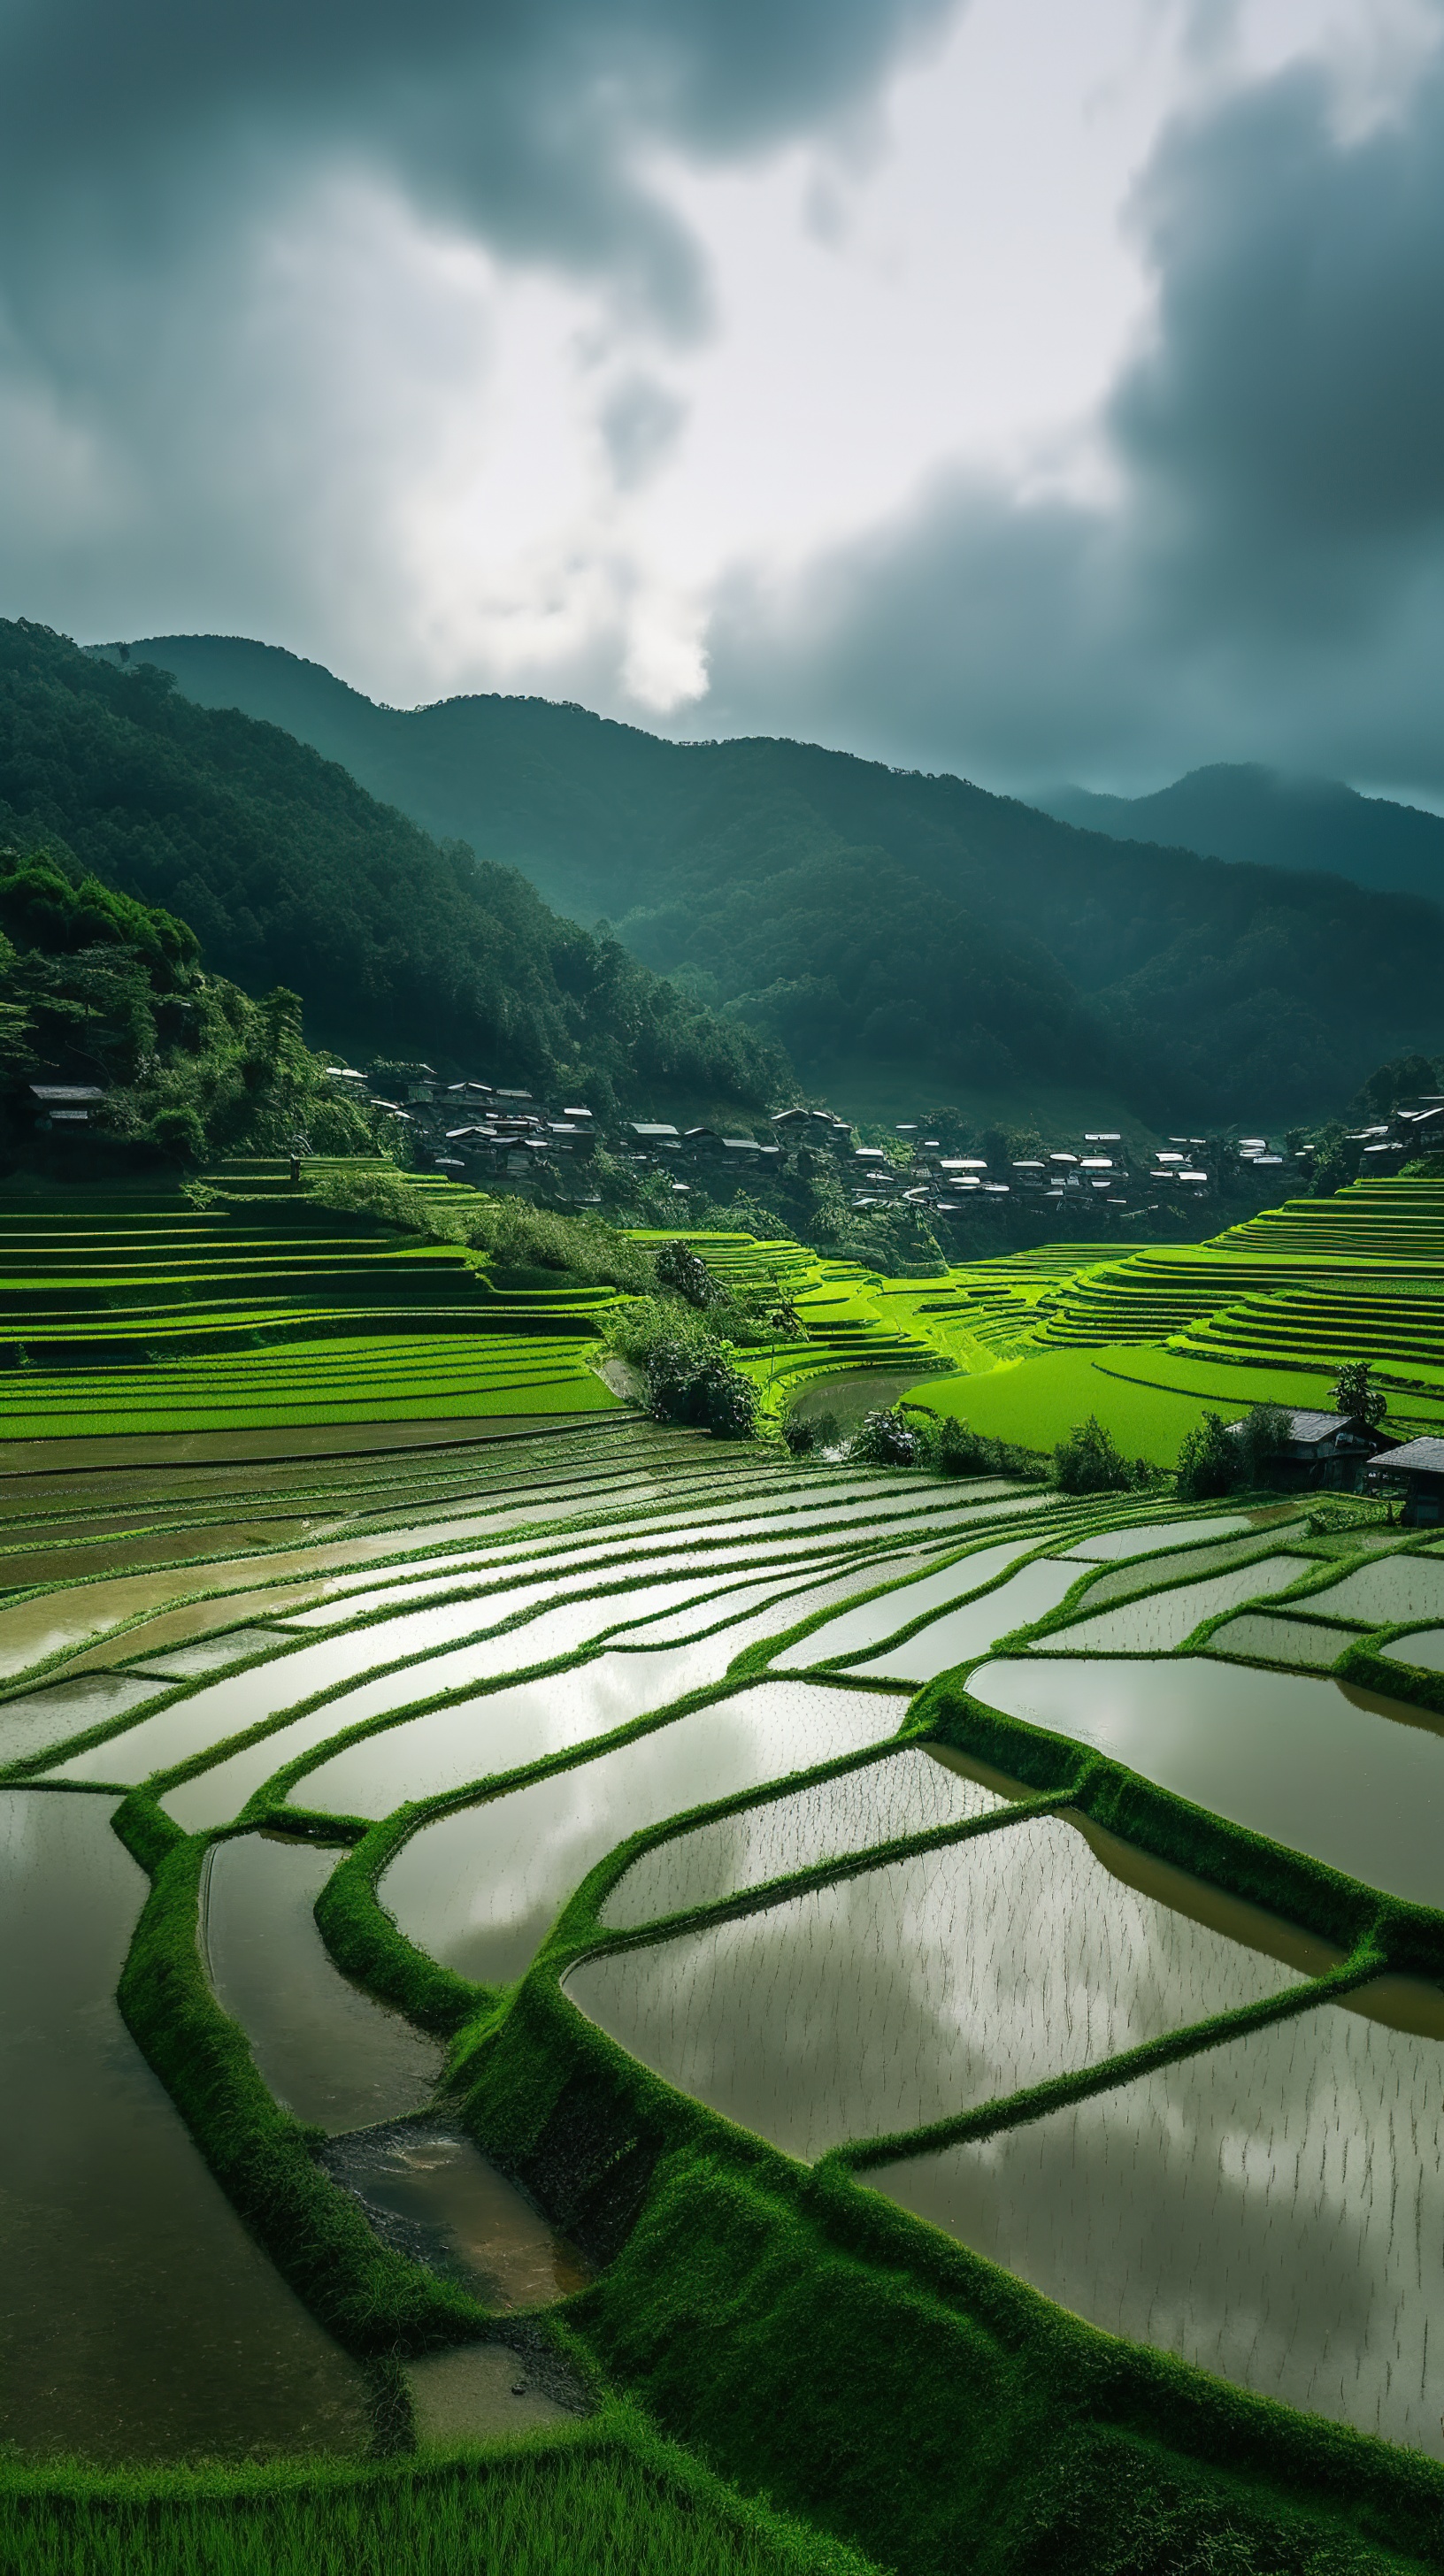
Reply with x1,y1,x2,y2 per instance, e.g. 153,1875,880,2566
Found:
850,1558,1085,1682
604,1745,999,1928
772,1538,1040,1670
567,1813,1302,2162
204,1835,441,2131
875,1997,1444,2457
1041,1556,1310,1654
0,1790,366,2462
1384,1629,1444,1674
380,1682,896,1983
975,1657,1444,1908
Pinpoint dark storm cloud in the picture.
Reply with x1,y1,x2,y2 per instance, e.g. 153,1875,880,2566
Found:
0,0,959,334
703,34,1444,792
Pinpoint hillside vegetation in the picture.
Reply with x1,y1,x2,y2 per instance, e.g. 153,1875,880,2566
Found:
111,631,1444,1119
0,621,782,1116
1044,763,1444,904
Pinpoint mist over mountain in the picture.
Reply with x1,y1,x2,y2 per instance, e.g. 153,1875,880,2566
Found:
94,631,1444,1122
1040,766,1444,907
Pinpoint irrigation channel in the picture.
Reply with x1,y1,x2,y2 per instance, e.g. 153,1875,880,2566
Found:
12,1410,1444,2556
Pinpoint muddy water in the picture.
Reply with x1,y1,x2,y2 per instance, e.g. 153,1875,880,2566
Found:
873,1984,1444,2457
322,2123,588,2307
382,1682,900,1986
565,1806,1305,2162
204,1833,442,2131
603,1743,1000,1928
975,1656,1444,1906
0,1789,367,2462
407,2345,573,2441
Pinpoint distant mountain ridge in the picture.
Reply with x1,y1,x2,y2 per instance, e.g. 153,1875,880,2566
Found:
91,632,1444,1120
1039,764,1444,905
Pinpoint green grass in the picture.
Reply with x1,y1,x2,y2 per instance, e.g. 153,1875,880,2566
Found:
0,2419,877,2576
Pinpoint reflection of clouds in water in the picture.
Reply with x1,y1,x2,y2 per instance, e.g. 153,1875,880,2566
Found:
603,1747,996,1926
569,1814,1301,2162
879,2001,1435,2451
381,1683,891,1985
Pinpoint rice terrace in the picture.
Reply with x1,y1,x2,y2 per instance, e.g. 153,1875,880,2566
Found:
10,1141,1444,2576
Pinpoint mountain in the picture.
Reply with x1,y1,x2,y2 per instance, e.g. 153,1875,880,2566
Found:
0,620,782,1115
1039,765,1444,906
93,632,1444,1121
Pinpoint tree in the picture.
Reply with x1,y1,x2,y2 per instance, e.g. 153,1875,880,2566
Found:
1175,1413,1237,1500
652,1238,716,1308
1332,1360,1387,1427
1054,1415,1135,1494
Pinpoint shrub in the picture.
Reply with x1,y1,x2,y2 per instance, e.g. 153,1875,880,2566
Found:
1174,1411,1237,1500
1233,1402,1294,1488
1053,1414,1136,1494
848,1407,919,1468
644,1336,758,1439
781,1407,838,1458
652,1238,718,1307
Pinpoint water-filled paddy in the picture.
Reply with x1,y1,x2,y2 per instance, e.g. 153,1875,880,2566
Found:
772,1537,1046,1669
602,1744,999,1926
1068,1530,1300,1609
1383,1629,1444,1673
0,1672,161,1767
1207,1612,1366,1668
849,1558,1088,1681
873,1988,1444,2456
1038,1556,1311,1653
975,1656,1444,1904
1308,1552,1444,1626
0,1790,366,2460
273,1564,923,1828
380,1682,899,1984
566,1808,1304,2161
1060,1515,1255,1560
204,1832,442,2129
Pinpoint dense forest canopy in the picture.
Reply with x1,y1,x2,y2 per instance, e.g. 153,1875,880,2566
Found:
114,632,1444,1120
0,621,784,1116
0,847,379,1167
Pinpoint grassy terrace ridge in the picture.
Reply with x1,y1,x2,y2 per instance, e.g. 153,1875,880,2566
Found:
12,1404,1444,2574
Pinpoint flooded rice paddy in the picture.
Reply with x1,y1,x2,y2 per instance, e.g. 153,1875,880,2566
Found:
874,1985,1444,2457
12,1409,1444,2470
0,1790,367,2461
204,1831,442,2128
973,1656,1444,1905
566,1806,1305,2160
380,1682,900,1983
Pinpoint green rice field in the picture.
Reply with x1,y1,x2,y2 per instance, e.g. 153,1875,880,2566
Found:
16,1173,1444,2570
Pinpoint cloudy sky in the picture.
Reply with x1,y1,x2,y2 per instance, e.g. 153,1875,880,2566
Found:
3,0,1442,798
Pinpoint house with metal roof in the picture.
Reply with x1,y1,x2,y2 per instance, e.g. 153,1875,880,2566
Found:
1231,1407,1394,1491
1369,1434,1444,1524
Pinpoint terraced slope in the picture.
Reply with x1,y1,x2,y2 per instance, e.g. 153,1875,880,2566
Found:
909,1179,1444,1460
0,1163,618,1437
7,1414,1444,2573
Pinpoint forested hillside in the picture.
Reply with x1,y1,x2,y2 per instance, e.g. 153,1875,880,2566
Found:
111,631,1444,1120
0,621,782,1115
1042,764,1444,904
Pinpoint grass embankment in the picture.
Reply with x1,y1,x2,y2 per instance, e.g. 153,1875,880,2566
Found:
902,1178,1444,1457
